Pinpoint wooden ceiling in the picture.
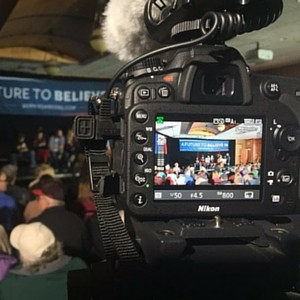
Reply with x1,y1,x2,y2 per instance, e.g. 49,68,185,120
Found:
0,0,299,79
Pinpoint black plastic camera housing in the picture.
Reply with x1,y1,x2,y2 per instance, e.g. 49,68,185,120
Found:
115,45,300,219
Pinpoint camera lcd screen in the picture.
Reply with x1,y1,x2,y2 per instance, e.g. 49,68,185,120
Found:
153,114,263,201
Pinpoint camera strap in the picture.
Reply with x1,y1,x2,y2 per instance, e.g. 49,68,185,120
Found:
86,148,140,261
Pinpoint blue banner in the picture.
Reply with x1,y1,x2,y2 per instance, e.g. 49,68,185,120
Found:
0,75,110,116
179,139,229,152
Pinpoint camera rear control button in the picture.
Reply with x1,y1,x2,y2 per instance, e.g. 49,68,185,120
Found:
274,126,300,152
134,152,147,165
262,81,280,99
158,86,171,98
132,193,147,207
271,194,282,204
137,87,151,99
134,131,148,144
277,170,294,186
133,173,147,186
134,110,148,123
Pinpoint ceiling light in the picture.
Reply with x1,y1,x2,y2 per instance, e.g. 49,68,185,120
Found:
44,59,60,76
90,28,107,54
89,0,108,55
245,42,274,65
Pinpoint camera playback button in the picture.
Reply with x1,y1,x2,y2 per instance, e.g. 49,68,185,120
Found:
137,87,151,100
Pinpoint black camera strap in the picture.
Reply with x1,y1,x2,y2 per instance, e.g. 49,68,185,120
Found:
86,148,140,261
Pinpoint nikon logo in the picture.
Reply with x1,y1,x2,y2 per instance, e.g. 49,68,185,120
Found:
198,205,220,212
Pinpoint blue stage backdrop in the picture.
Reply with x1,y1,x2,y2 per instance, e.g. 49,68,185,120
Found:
179,139,229,152
0,75,110,116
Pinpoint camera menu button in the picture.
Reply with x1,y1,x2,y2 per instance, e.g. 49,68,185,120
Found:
134,110,148,123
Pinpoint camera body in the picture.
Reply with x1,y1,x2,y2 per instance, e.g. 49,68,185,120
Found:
75,45,300,221
73,43,300,300
107,45,300,220
72,1,300,297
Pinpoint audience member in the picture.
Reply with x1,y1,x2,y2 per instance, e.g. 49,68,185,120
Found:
211,170,222,184
1,164,29,213
71,177,96,219
64,129,80,170
48,129,67,171
73,175,106,263
0,225,12,255
32,128,50,164
0,225,17,281
0,222,87,299
184,166,194,185
195,169,209,185
194,157,201,173
26,178,91,262
28,163,56,189
173,162,181,177
0,171,19,233
72,153,86,173
10,132,36,168
24,174,55,222
166,169,177,185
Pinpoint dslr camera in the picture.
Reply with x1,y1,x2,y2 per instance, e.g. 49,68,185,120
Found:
74,0,300,298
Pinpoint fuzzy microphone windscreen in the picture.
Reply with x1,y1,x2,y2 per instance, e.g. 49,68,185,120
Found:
102,0,163,61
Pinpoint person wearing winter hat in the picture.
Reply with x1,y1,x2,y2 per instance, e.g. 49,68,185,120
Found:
0,222,87,300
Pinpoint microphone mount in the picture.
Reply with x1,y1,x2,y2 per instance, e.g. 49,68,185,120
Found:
144,0,283,45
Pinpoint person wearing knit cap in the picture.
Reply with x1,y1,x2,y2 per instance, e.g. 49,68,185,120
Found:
0,222,87,300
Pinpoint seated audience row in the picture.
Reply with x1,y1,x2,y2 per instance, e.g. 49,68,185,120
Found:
10,128,80,172
0,163,104,263
0,161,109,299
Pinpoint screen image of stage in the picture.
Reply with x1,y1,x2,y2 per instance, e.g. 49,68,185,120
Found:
153,115,263,201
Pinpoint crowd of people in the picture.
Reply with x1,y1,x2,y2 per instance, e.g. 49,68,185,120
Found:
9,127,80,173
155,154,260,186
0,160,106,299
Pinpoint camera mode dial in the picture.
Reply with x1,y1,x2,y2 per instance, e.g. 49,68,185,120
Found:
125,57,164,78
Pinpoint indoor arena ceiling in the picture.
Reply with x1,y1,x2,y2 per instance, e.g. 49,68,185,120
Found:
0,0,299,79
